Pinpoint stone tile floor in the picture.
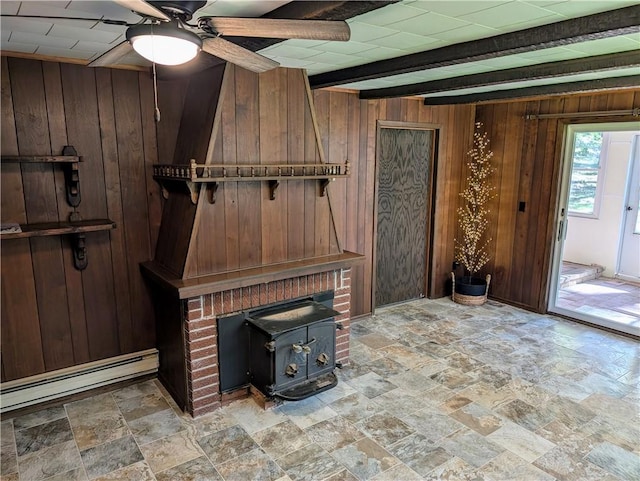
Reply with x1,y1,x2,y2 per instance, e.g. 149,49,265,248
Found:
2,298,639,480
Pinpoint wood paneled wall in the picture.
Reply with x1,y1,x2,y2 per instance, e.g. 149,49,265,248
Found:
4,56,636,382
0,57,163,381
181,66,341,278
475,90,640,312
312,92,475,316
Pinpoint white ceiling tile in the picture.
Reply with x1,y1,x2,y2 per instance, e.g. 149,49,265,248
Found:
10,31,77,48
517,46,589,61
564,36,640,55
352,45,406,61
271,39,329,49
0,1,20,15
1,16,53,35
353,4,426,26
348,22,398,43
387,11,471,36
198,0,289,18
259,44,325,60
538,0,638,18
368,31,441,50
459,2,562,29
400,39,448,54
430,24,500,42
36,45,95,59
474,55,537,69
308,41,377,56
294,51,356,66
68,0,151,22
49,23,121,44
408,1,510,17
73,39,121,52
1,40,37,54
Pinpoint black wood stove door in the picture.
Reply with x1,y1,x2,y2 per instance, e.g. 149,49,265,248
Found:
307,322,336,379
273,320,336,391
274,329,310,391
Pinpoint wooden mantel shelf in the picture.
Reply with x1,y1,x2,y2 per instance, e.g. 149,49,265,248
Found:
141,251,365,299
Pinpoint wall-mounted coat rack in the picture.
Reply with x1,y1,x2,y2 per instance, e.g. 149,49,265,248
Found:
152,159,350,204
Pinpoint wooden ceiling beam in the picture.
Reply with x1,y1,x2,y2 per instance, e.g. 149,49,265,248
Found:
421,75,640,105
309,5,640,89
360,51,640,99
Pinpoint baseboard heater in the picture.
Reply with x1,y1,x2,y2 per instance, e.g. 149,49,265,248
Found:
0,349,159,413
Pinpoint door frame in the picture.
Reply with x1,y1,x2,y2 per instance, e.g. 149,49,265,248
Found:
372,120,439,312
616,132,640,280
547,120,640,336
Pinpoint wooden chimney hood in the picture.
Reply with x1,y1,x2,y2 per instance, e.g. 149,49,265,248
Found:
142,64,363,294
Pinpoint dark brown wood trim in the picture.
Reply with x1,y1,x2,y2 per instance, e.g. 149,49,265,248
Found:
422,76,640,105
360,51,640,100
141,251,365,299
310,5,640,88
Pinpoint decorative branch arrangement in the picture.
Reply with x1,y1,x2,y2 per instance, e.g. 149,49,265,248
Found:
455,122,496,276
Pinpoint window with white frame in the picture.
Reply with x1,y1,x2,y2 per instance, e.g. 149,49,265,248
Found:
567,131,607,218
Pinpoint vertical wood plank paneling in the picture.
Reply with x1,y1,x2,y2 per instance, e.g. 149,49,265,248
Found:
287,69,306,260
42,61,90,366
111,69,154,352
61,63,119,361
0,57,44,380
156,78,189,165
510,100,540,304
11,58,73,372
328,91,348,244
260,68,288,263
303,90,318,259
235,67,262,269
222,67,240,271
96,68,133,355
494,101,525,296
1,58,159,381
139,72,163,254
313,90,331,256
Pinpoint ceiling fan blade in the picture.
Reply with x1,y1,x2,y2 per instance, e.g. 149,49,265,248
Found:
203,18,350,41
202,37,279,73
112,0,170,21
88,41,134,67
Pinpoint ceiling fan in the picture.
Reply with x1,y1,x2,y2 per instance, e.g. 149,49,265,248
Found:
4,0,351,73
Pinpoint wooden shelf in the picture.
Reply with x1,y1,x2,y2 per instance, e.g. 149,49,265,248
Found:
2,146,83,207
153,160,350,203
1,155,81,163
2,219,116,271
1,219,116,240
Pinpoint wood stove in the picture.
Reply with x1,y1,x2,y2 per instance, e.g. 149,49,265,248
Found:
246,299,341,400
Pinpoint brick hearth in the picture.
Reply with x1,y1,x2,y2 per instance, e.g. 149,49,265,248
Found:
183,268,351,417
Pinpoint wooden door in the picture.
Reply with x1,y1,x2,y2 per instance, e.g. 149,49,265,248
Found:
375,124,435,307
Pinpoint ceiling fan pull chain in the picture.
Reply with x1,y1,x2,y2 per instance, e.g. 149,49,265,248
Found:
152,60,161,123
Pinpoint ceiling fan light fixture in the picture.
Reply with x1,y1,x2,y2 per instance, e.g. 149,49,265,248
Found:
126,22,202,66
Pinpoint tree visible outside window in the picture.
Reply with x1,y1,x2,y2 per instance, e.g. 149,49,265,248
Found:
568,131,605,217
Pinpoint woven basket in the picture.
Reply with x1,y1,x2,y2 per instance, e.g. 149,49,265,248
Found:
451,272,491,306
